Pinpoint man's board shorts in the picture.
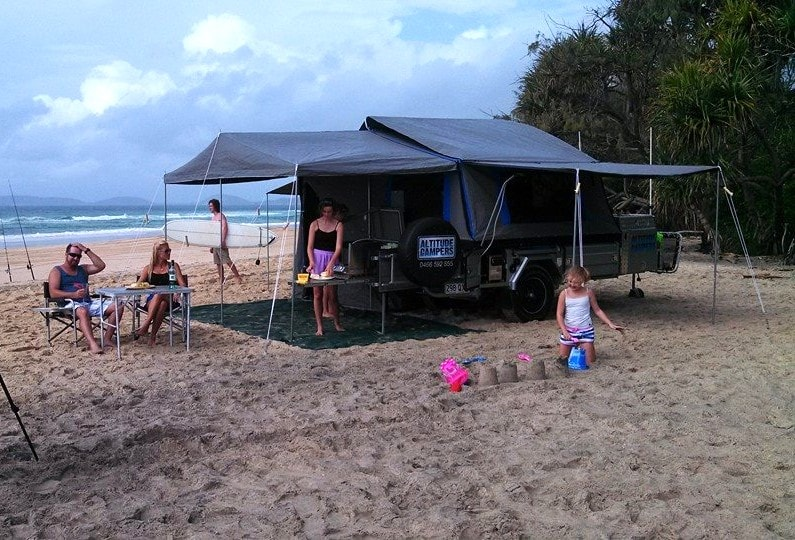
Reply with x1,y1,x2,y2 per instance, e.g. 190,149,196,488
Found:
212,247,232,265
67,298,114,318
559,326,595,346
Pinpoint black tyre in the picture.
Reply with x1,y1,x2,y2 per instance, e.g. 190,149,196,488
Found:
396,217,460,287
628,287,645,298
500,265,555,322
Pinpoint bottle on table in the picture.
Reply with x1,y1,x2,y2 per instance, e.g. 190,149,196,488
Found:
168,260,177,288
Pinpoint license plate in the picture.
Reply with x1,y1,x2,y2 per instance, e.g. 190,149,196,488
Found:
444,282,466,294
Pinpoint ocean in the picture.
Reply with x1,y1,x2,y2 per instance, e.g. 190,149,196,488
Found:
0,200,300,250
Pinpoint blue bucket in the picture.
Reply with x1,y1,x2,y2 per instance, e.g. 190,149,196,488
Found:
568,347,588,370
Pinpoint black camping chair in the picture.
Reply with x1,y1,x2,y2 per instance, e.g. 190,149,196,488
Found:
32,282,104,347
32,282,77,346
133,275,189,341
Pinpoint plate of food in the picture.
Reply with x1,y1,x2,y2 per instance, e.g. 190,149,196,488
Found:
310,273,334,281
126,281,152,290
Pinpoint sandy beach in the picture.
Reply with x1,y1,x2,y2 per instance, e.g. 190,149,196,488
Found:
0,234,792,537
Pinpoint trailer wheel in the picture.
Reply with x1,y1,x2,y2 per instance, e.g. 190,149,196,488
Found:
500,265,555,322
396,218,460,287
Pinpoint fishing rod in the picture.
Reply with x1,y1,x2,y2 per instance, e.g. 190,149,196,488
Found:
0,371,38,461
8,181,34,280
0,216,11,282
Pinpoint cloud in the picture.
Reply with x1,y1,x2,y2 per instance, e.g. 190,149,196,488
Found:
181,13,300,87
179,7,520,109
399,0,518,13
4,1,607,200
183,13,255,55
31,60,176,127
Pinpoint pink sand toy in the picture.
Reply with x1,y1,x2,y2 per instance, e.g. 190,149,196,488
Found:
439,358,469,392
517,352,533,363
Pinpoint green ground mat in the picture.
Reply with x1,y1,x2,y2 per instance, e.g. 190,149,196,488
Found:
191,299,475,350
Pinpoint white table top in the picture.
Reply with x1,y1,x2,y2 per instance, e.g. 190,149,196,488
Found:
96,285,193,296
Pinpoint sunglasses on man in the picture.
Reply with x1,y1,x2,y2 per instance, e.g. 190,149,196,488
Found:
67,252,82,259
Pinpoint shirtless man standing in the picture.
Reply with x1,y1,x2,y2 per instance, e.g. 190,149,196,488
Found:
208,198,243,285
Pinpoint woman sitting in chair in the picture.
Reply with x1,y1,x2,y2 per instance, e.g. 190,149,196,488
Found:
135,240,186,345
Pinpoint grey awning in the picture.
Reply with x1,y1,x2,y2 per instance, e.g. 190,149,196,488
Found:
164,130,457,185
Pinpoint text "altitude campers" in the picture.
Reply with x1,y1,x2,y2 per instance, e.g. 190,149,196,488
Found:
417,236,456,259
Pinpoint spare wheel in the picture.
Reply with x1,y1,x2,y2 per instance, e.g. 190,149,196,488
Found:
397,217,460,287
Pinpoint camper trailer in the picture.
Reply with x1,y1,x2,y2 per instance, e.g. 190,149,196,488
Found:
305,167,681,322
164,116,714,321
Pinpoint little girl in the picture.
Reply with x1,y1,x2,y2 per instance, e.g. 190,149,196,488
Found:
556,265,624,368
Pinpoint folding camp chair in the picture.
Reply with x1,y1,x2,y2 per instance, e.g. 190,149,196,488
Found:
32,282,104,347
32,282,78,346
133,275,189,341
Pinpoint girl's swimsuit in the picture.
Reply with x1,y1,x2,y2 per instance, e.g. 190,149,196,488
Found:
559,292,595,345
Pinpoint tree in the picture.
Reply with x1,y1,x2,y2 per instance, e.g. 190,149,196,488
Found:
513,0,794,256
654,0,795,255
514,0,717,162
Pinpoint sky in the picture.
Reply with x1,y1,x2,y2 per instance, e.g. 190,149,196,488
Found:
0,0,606,204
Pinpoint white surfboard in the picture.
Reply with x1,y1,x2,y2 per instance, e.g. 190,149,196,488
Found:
165,219,276,248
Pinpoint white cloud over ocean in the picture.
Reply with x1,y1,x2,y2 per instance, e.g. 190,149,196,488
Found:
32,61,176,127
1,1,606,200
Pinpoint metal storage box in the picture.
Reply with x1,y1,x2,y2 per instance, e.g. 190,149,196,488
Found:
617,214,658,274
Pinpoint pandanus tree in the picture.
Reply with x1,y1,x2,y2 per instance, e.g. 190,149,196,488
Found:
654,0,795,257
513,0,794,256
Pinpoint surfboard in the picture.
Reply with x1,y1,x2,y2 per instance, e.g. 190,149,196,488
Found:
165,219,276,248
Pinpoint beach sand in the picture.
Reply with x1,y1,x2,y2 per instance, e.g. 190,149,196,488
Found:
0,234,792,537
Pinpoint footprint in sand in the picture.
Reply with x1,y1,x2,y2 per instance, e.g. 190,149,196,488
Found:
34,479,60,495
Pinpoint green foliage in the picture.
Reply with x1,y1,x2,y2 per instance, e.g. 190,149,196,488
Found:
513,0,794,255
515,25,614,151
655,0,794,254
514,0,721,162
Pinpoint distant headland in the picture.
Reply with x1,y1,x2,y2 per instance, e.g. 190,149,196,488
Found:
0,194,260,207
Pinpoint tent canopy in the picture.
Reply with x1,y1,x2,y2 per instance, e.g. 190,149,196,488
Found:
163,116,718,243
164,117,718,187
361,116,595,164
361,116,717,177
164,130,457,185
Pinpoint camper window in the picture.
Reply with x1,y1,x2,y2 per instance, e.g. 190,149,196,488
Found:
504,173,573,224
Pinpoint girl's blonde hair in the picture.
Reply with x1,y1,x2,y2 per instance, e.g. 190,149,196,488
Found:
145,239,170,281
564,265,590,284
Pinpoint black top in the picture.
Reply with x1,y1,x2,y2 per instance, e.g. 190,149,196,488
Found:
313,221,339,252
144,270,169,286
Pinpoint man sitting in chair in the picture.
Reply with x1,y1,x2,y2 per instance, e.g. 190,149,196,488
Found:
47,243,123,354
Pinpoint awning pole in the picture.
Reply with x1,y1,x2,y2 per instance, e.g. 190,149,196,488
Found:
577,172,583,265
712,171,720,324
164,181,168,237
571,170,583,266
289,166,300,341
219,181,224,325
648,127,653,214
266,193,271,290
